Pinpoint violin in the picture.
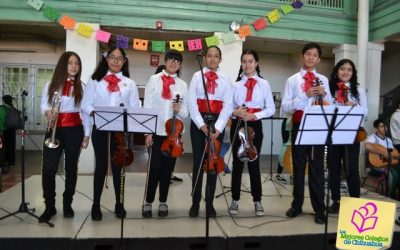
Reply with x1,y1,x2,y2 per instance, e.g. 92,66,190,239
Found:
161,94,184,158
203,139,224,173
236,106,258,162
312,77,329,106
112,132,134,167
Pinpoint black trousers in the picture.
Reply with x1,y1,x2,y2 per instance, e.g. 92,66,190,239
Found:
3,129,16,166
190,120,223,207
230,119,263,202
145,135,176,203
92,127,127,205
291,122,325,216
42,125,83,207
328,144,360,202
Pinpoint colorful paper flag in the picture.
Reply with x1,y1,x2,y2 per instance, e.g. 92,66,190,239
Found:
152,41,166,53
27,0,43,11
169,41,184,52
77,23,94,38
133,39,149,51
238,25,252,39
292,1,304,9
116,35,129,48
43,5,60,22
267,9,281,24
253,18,267,31
59,15,76,30
205,36,219,47
95,30,111,43
281,4,294,15
187,39,203,51
222,32,236,44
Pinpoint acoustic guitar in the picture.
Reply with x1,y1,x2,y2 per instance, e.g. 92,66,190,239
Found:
368,143,400,168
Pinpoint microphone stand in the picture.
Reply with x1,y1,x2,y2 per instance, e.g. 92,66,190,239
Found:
0,89,54,227
193,53,218,249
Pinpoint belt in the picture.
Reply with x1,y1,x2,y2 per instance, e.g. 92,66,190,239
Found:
57,112,82,127
197,99,223,114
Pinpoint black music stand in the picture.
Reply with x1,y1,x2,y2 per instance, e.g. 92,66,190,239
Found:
93,106,158,250
262,117,289,196
295,105,364,250
0,90,54,227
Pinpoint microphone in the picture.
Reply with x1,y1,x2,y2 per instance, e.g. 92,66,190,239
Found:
196,51,203,63
119,103,125,107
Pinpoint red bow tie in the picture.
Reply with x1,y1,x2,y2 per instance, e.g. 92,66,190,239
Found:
161,74,175,100
204,71,218,94
62,79,74,96
303,71,316,92
104,74,121,93
244,78,257,102
336,81,349,104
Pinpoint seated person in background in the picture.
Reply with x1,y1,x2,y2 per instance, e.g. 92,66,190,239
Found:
365,119,400,199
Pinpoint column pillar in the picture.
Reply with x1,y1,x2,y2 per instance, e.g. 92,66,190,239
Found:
66,23,99,174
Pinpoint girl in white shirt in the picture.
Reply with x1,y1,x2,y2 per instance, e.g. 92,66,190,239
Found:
81,46,141,221
228,49,275,216
142,51,188,218
39,51,90,223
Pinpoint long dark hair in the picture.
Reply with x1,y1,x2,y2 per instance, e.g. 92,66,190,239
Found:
236,49,263,81
48,51,83,107
329,59,359,100
91,46,130,81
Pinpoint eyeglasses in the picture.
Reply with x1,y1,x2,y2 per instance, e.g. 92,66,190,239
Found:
108,56,125,63
166,59,181,65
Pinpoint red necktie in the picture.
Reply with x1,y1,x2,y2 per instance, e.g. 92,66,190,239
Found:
244,78,257,102
204,71,218,94
161,74,175,100
62,79,74,96
336,81,349,104
302,71,316,92
104,74,121,93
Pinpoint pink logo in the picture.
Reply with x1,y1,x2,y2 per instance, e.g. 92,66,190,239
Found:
351,202,378,233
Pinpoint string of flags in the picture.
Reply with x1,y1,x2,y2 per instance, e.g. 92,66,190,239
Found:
26,0,304,53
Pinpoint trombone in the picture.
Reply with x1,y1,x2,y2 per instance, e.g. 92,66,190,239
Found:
45,91,61,148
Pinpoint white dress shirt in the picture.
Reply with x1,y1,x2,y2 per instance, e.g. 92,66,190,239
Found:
232,74,276,120
144,70,189,136
187,67,233,133
281,68,333,115
41,81,91,136
81,71,141,132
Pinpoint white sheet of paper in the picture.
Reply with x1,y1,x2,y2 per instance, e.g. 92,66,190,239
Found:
93,106,159,133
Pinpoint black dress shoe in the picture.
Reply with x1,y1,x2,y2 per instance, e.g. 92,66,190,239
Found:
39,207,57,223
171,176,183,182
189,204,199,218
314,214,326,224
91,204,102,221
328,201,340,214
286,207,302,218
115,203,126,219
63,204,75,218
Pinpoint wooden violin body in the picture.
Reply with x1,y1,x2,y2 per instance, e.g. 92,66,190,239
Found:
203,139,224,173
312,77,329,106
112,132,134,167
161,94,184,158
237,120,258,162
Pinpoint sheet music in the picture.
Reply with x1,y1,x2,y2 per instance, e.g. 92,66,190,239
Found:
93,106,159,133
295,105,364,145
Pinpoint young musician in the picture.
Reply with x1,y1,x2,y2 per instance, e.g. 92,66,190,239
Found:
228,50,275,216
81,46,141,220
281,43,333,224
327,59,368,213
39,51,90,222
142,51,188,218
365,119,400,199
187,46,233,217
